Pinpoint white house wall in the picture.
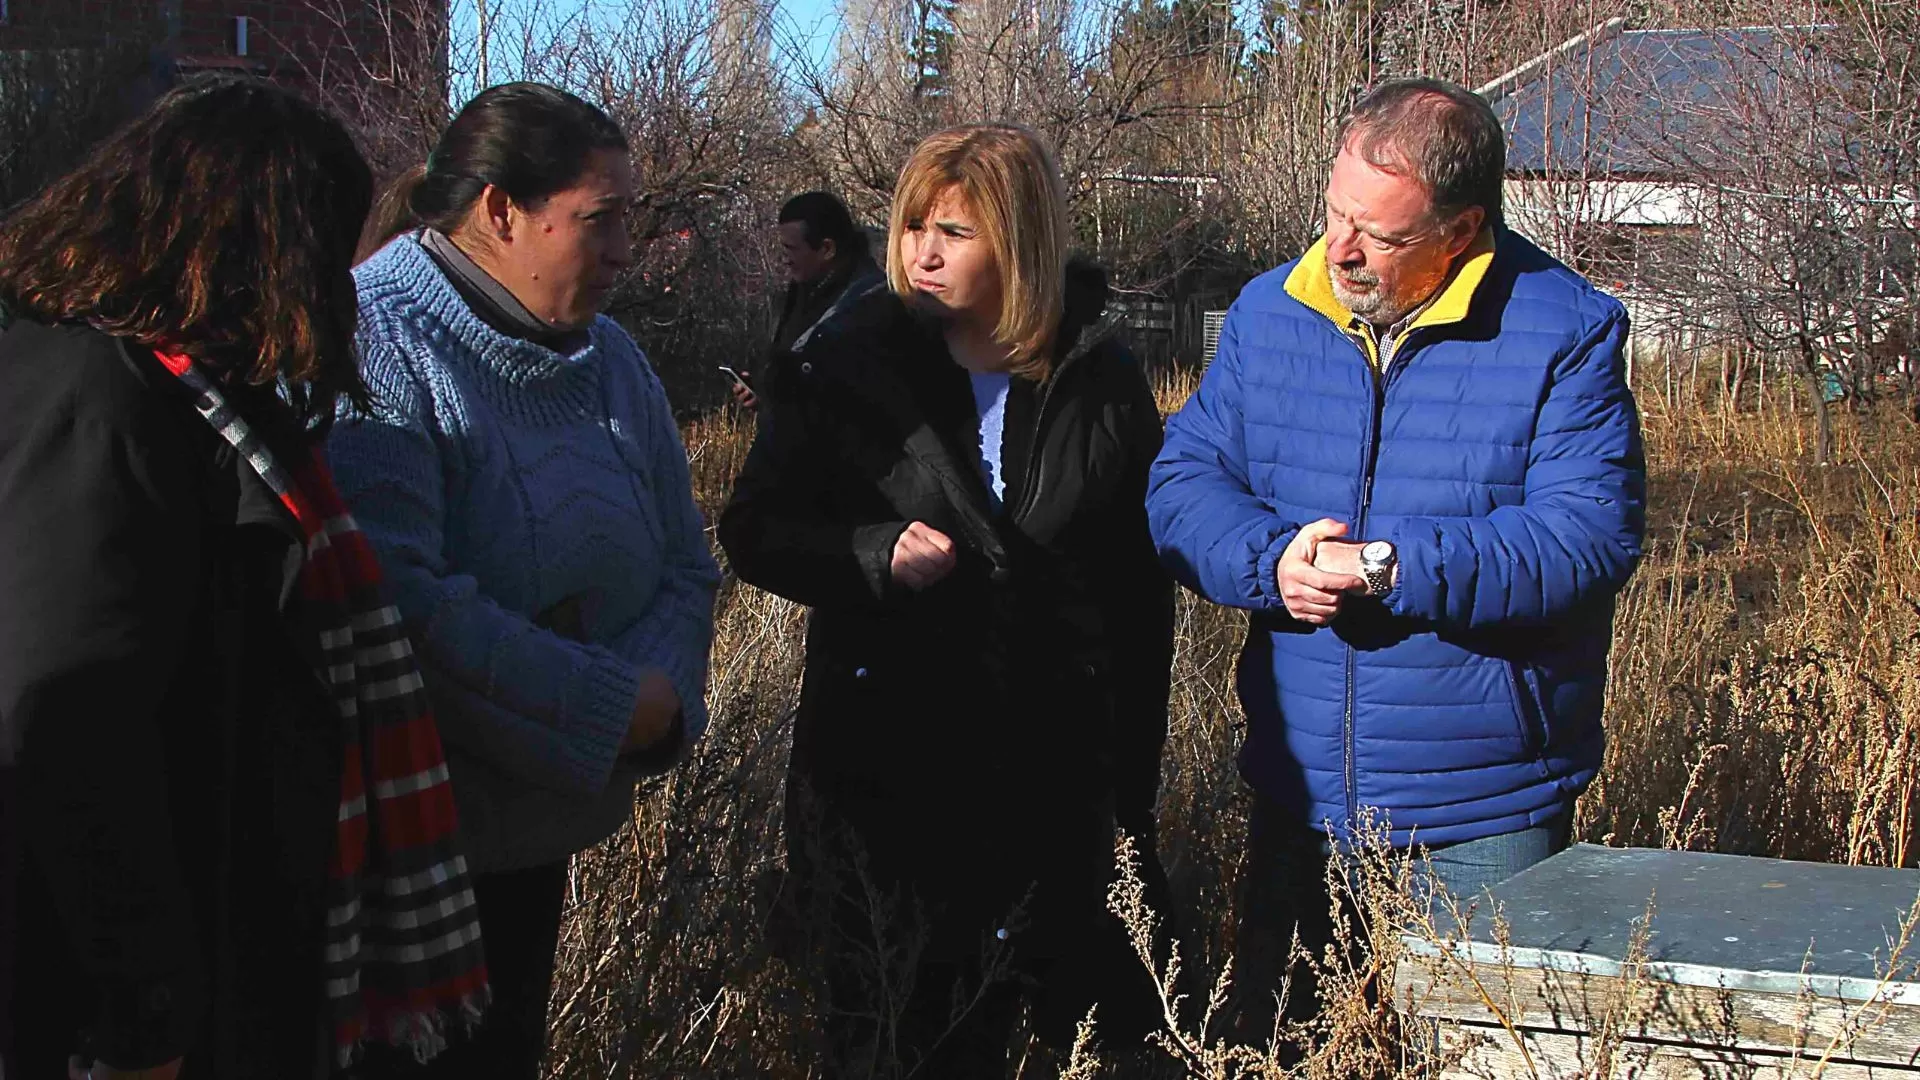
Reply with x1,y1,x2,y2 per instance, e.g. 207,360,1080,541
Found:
1505,179,1702,229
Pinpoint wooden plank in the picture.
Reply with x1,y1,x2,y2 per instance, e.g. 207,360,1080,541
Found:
1396,958,1920,1067
1433,1024,1920,1079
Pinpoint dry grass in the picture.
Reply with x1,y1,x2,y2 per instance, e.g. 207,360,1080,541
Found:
1587,360,1920,867
544,355,1920,1078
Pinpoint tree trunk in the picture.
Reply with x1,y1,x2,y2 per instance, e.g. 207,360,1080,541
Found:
1811,377,1833,465
475,0,491,89
1799,335,1833,466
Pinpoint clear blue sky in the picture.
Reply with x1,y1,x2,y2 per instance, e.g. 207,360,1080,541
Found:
779,0,843,71
452,0,845,89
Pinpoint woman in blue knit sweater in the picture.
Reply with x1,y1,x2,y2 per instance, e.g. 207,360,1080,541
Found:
329,84,719,1077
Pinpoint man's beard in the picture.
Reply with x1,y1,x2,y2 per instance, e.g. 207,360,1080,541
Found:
1330,264,1394,321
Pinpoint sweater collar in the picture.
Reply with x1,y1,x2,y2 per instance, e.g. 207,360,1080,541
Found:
417,228,591,353
379,234,608,383
359,235,618,425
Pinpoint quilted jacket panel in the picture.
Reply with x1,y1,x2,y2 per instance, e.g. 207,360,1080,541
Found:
1148,229,1645,846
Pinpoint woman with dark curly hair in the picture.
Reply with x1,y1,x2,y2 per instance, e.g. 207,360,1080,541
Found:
0,77,488,1079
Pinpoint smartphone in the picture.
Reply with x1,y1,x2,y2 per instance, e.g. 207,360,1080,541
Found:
717,365,752,391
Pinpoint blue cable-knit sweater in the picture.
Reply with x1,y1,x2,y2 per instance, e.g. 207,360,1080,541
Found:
329,235,720,872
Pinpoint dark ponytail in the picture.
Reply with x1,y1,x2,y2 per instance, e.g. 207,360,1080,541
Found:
356,163,428,263
354,82,628,262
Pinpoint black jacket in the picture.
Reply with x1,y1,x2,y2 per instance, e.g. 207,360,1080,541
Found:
751,252,887,398
717,263,1173,930
0,319,340,1078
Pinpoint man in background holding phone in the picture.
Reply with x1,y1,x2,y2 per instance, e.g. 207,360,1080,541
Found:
734,191,883,410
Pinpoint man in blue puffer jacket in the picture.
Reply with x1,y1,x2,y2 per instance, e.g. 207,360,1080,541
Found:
1147,77,1645,1029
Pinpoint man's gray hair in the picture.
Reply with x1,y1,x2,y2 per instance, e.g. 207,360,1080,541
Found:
1336,77,1506,229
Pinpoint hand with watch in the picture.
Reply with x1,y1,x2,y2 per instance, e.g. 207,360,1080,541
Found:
1359,539,1397,596
1311,537,1398,597
1274,518,1395,626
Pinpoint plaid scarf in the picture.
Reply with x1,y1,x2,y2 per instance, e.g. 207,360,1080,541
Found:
151,351,489,1070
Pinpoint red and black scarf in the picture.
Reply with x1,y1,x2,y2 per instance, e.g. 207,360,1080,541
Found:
153,350,489,1069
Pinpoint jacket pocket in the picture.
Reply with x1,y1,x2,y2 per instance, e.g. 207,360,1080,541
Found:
798,656,896,751
798,649,987,784
1502,659,1547,756
1030,654,1118,786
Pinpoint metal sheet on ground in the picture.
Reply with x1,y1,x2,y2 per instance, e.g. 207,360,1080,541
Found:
1408,844,1920,1004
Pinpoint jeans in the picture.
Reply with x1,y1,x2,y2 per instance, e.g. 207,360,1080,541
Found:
1231,792,1573,1040
1419,810,1574,900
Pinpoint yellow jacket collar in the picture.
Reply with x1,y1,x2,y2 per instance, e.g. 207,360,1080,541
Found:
1284,227,1498,335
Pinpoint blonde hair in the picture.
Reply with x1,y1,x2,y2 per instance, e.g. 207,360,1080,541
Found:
887,123,1071,380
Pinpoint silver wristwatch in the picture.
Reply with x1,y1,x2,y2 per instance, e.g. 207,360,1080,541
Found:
1359,540,1397,597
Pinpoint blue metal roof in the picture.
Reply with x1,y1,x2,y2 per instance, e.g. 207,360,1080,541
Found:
1489,26,1806,176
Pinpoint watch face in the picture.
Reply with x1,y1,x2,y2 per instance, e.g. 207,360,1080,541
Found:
1362,540,1394,563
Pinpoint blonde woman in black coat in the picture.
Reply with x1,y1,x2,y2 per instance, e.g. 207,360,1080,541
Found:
719,123,1174,1077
